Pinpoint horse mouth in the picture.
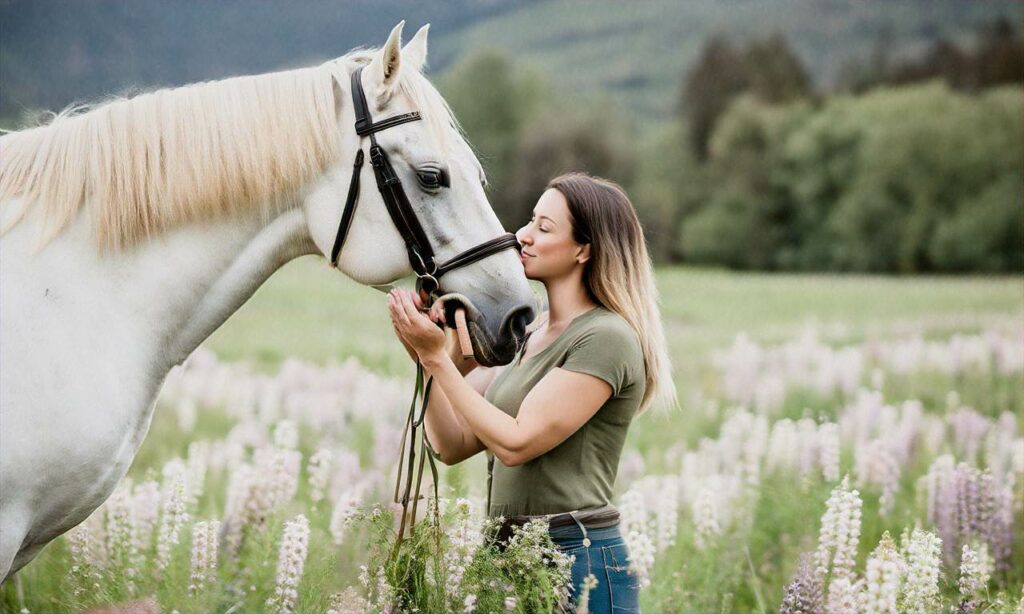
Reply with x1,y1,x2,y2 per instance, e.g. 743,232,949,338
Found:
432,292,520,366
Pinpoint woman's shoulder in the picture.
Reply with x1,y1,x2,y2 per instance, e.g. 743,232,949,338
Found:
586,306,638,338
573,307,642,356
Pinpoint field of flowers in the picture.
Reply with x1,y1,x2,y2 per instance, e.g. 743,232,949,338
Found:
1,261,1022,614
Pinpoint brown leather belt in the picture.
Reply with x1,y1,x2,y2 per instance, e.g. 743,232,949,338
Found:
491,507,621,548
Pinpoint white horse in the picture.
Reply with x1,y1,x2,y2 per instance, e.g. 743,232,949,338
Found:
0,22,534,581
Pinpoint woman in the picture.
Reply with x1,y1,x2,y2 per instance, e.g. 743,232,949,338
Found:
387,172,676,613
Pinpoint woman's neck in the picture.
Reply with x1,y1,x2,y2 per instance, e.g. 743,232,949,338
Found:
542,274,598,330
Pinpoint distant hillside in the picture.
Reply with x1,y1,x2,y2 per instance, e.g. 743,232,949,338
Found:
0,0,529,118
430,0,1024,123
2,0,1020,125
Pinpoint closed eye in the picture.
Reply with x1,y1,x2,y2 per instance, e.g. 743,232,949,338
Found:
416,164,450,192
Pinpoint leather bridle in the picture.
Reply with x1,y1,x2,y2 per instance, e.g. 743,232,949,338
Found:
331,64,523,549
329,65,522,299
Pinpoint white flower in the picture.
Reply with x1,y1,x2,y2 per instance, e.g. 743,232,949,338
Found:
618,488,648,540
854,439,901,516
692,486,721,550
273,419,299,450
900,528,942,613
443,497,482,599
104,481,139,588
463,593,477,613
307,448,333,506
329,485,365,546
156,470,189,573
266,514,311,614
252,446,302,514
624,530,655,589
818,422,841,483
858,531,904,614
131,479,161,555
826,576,862,614
958,542,992,599
185,441,210,508
65,522,103,596
575,574,599,614
189,520,221,594
654,478,679,552
815,475,862,581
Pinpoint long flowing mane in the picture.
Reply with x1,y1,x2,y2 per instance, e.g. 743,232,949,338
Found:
0,48,466,252
0,62,342,251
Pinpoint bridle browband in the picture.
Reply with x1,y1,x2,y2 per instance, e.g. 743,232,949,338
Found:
329,65,521,298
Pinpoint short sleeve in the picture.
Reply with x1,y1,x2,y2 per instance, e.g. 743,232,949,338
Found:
560,320,639,397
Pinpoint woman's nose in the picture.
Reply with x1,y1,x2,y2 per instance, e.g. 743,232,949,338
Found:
515,227,531,245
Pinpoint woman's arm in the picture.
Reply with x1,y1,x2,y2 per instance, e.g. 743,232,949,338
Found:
422,354,612,467
390,289,611,467
422,331,498,465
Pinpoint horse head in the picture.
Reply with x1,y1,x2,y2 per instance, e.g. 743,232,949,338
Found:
304,22,535,366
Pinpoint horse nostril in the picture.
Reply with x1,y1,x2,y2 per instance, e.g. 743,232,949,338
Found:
501,305,535,347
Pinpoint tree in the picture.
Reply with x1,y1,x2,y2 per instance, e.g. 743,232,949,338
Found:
679,34,750,161
680,32,813,160
630,121,707,263
438,51,546,228
680,95,811,269
837,17,1024,94
743,33,814,105
506,102,637,230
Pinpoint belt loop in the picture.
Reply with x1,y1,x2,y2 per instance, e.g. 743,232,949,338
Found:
568,511,590,547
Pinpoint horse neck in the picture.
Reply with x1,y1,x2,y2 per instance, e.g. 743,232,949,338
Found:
7,201,317,374
159,206,319,367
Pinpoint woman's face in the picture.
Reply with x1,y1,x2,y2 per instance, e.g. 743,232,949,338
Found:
515,188,588,281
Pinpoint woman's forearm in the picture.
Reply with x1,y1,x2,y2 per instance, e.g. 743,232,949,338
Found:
422,345,481,464
422,354,524,465
423,371,475,464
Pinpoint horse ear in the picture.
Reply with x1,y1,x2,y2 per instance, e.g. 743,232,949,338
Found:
370,21,404,105
403,24,429,73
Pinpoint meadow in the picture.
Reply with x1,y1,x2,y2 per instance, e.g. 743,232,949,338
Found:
2,259,1021,613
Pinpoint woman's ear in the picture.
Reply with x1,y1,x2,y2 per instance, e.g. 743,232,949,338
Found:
576,244,591,264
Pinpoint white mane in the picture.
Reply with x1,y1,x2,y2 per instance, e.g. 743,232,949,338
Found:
0,49,463,252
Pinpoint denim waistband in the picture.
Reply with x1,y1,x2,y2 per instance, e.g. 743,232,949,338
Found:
548,520,622,543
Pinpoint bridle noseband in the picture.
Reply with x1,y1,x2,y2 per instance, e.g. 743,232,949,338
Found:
329,65,521,298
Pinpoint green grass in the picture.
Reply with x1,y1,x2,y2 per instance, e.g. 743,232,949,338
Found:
3,263,1021,613
204,258,1022,468
206,256,1023,380
204,257,1023,504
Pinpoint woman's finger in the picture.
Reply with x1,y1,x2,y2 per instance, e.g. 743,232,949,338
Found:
387,294,407,335
399,290,425,325
430,301,446,326
390,291,411,327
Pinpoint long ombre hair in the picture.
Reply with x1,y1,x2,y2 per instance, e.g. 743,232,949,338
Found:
547,172,678,415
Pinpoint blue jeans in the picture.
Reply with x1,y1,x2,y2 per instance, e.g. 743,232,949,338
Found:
549,522,642,614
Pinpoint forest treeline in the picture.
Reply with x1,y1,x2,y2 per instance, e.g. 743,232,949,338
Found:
441,18,1023,273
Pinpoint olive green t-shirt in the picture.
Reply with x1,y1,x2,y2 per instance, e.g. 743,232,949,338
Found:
484,305,646,518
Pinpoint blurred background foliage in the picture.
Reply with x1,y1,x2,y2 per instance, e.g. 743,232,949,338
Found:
2,0,1021,273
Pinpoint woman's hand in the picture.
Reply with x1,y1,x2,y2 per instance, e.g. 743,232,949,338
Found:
388,288,447,365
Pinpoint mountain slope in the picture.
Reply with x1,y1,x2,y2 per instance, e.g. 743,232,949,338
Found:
430,0,1023,122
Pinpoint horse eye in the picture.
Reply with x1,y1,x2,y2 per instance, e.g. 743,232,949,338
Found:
416,168,450,191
